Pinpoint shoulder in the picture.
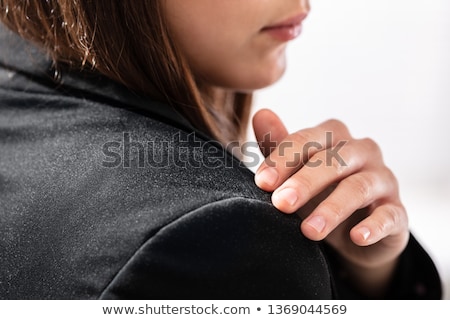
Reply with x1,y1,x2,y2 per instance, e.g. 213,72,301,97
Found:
0,65,333,299
2,80,330,299
99,196,333,299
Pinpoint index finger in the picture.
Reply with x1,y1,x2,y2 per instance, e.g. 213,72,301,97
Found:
255,119,352,192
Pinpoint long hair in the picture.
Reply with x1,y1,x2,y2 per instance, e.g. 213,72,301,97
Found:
0,0,252,144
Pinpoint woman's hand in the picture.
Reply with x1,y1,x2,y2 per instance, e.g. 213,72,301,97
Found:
252,108,410,297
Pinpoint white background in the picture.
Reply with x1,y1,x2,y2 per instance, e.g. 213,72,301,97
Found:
249,0,450,299
0,300,449,319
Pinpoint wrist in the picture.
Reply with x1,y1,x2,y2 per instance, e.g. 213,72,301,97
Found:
338,256,400,298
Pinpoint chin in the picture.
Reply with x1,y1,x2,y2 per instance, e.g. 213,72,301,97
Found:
227,74,285,92
250,55,288,89
243,67,287,91
209,61,287,92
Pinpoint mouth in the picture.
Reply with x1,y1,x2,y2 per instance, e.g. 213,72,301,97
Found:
261,13,307,42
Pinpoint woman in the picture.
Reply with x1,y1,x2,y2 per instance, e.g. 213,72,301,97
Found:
0,1,442,299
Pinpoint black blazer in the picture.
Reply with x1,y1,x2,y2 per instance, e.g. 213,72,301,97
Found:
0,25,442,299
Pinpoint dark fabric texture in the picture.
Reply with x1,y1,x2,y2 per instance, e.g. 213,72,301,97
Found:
0,24,442,300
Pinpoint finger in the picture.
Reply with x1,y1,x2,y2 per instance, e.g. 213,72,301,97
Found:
255,119,352,192
252,109,288,190
252,108,289,157
350,203,409,247
270,137,384,212
270,139,359,212
299,170,397,240
270,137,366,213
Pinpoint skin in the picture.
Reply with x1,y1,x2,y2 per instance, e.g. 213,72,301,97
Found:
164,0,410,297
253,111,409,297
164,0,310,90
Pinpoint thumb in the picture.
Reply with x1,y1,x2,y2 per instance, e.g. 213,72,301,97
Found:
252,108,289,157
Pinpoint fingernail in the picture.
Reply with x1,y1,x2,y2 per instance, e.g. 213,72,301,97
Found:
358,227,371,241
255,167,279,187
306,216,326,233
273,188,298,207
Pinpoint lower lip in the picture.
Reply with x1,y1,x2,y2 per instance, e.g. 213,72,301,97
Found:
262,24,303,42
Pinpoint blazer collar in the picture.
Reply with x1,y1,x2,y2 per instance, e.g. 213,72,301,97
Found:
0,24,199,136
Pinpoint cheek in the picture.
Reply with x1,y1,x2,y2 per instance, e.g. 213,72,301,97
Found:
165,1,289,90
189,37,289,91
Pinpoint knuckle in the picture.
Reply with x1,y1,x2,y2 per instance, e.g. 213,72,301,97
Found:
372,217,388,235
383,205,399,227
387,204,408,229
321,201,344,223
329,154,347,177
373,204,406,234
349,174,374,202
291,130,314,146
322,119,350,136
307,152,326,169
296,176,314,196
360,137,382,156
384,167,399,190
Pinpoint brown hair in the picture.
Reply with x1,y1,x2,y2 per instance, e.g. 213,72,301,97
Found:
0,0,252,144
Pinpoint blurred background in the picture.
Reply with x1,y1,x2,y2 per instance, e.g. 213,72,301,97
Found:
248,0,450,299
